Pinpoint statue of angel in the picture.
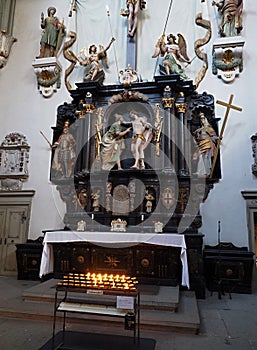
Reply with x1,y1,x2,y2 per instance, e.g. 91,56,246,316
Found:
152,33,191,80
77,37,115,83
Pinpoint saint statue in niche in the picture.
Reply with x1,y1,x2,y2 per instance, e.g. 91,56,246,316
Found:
101,114,131,171
91,189,101,212
130,111,153,169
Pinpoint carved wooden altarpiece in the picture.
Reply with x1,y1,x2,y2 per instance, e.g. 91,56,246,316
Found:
50,74,221,298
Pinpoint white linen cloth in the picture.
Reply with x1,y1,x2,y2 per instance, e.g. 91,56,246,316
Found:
39,231,189,288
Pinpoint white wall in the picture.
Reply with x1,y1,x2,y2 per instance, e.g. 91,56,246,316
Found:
0,0,256,248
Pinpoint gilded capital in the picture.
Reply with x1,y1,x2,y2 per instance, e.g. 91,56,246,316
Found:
162,97,174,109
175,102,187,114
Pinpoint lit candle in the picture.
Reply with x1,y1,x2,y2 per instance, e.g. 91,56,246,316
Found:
121,275,126,283
97,273,103,284
141,214,144,221
91,214,94,220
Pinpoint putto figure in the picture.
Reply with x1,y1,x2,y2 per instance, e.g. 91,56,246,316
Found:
212,0,243,37
152,33,191,80
37,7,65,58
77,38,115,83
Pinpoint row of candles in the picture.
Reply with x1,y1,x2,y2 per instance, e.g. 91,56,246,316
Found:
57,272,138,290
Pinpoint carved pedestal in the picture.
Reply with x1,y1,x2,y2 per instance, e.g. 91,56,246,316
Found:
32,57,62,98
212,36,245,83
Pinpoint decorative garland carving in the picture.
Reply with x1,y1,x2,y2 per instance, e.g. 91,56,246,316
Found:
108,89,148,104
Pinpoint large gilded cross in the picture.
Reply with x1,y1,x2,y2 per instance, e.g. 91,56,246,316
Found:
210,94,242,178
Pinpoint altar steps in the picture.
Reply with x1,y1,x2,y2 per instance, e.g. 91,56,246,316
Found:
0,277,200,334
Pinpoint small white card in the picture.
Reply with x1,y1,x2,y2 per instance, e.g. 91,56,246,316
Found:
116,296,134,310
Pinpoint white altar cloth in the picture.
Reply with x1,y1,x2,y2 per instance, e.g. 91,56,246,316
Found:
39,231,190,288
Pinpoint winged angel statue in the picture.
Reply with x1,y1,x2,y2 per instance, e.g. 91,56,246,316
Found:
152,33,191,80
77,37,115,83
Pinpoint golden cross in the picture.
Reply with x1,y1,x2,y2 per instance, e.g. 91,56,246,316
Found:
210,94,242,178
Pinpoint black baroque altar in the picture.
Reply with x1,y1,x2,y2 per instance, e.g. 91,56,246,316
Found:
50,74,221,298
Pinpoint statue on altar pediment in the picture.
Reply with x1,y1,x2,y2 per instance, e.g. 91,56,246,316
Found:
77,38,115,83
36,7,65,58
212,0,243,37
152,33,191,80
119,64,139,86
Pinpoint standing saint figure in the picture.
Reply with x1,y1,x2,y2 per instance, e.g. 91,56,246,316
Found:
37,7,65,58
101,114,131,171
130,111,153,169
212,0,243,37
52,121,76,178
193,113,218,177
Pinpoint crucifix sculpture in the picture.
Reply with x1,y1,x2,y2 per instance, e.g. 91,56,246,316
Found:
120,1,147,69
210,94,242,177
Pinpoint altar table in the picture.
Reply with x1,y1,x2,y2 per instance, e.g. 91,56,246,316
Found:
39,231,190,288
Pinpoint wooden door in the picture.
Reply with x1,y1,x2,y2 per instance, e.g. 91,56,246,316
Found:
0,205,30,275
0,191,35,276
